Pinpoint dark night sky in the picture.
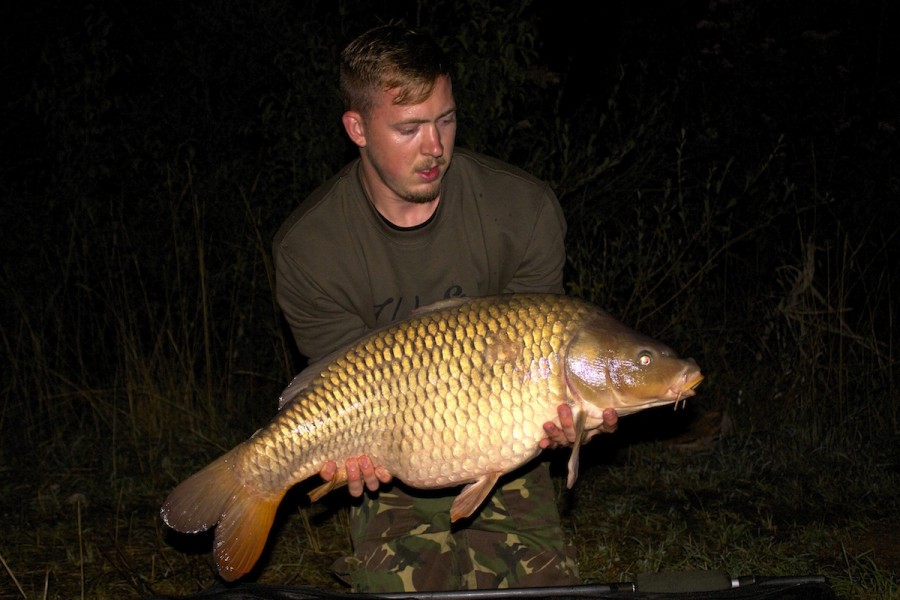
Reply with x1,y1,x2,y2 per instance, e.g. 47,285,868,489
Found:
3,0,897,153
2,3,898,325
3,1,897,152
2,0,897,253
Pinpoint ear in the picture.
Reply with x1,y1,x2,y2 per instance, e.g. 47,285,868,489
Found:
342,111,367,148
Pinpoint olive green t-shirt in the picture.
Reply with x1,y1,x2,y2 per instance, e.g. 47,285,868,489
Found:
273,148,566,362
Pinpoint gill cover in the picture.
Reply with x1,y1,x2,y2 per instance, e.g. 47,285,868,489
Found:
564,315,680,413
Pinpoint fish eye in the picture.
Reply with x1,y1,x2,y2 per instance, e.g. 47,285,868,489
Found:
638,351,652,366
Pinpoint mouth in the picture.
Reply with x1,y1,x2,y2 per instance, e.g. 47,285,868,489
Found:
418,165,441,182
667,369,704,409
416,157,447,182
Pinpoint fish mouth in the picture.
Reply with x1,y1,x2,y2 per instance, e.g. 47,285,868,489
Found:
667,368,704,409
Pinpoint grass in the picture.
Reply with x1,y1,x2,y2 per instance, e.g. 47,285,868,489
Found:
1,405,897,598
567,427,899,597
2,1,898,598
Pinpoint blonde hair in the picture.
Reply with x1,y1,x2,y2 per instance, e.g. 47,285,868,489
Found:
340,24,451,117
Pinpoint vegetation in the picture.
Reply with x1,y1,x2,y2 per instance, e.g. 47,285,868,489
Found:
1,1,897,598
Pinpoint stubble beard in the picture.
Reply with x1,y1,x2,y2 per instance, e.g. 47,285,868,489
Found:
402,157,447,204
402,187,440,204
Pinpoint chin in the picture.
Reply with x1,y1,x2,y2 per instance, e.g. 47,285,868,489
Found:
404,186,441,204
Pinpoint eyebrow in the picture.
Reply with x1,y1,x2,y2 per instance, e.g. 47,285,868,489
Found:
394,107,457,126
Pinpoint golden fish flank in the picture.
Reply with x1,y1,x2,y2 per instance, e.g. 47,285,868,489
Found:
160,293,703,581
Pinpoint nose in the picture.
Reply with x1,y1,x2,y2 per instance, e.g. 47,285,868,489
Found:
421,124,443,157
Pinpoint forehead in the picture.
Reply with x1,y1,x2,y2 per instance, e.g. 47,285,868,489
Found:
372,75,455,120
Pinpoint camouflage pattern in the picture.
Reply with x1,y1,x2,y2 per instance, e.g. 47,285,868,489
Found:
332,461,579,592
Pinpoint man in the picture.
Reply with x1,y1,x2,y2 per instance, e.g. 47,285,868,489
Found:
273,24,618,592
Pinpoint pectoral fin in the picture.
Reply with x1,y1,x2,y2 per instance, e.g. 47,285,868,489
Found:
308,469,348,502
566,408,588,489
450,472,502,522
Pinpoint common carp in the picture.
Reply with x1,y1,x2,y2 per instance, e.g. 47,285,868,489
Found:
161,293,703,581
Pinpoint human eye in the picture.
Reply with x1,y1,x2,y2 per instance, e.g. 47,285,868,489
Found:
396,123,420,136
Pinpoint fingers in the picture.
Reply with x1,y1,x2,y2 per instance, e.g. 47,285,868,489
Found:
539,424,557,449
344,455,393,497
582,409,618,442
357,455,383,492
345,457,364,497
540,405,575,449
602,407,619,432
549,404,578,447
374,464,393,485
540,405,620,449
557,404,577,442
319,460,338,481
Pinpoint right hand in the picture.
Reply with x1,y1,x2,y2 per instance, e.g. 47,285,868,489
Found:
319,455,393,497
539,405,618,449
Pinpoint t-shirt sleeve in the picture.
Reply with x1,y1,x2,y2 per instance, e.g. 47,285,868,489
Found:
502,188,567,295
274,245,367,361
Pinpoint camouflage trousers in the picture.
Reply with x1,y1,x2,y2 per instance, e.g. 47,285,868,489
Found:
332,460,579,592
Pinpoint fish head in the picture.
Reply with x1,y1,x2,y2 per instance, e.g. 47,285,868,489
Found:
564,313,704,421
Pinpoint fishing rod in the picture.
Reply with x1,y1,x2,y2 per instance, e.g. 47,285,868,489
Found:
148,571,835,599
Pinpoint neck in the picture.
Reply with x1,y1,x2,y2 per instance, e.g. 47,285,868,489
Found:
374,198,439,228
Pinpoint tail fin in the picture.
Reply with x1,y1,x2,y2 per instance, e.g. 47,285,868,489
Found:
161,449,284,581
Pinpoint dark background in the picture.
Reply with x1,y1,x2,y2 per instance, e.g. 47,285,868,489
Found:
2,0,898,440
1,2,899,597
2,0,897,423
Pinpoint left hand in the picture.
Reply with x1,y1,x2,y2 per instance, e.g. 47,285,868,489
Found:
540,404,618,450
319,455,393,497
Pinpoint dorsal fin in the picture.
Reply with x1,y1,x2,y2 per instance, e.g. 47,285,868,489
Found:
278,297,474,409
410,296,471,316
278,345,348,409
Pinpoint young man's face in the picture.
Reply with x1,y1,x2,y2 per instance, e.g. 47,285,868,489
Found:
344,75,457,205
